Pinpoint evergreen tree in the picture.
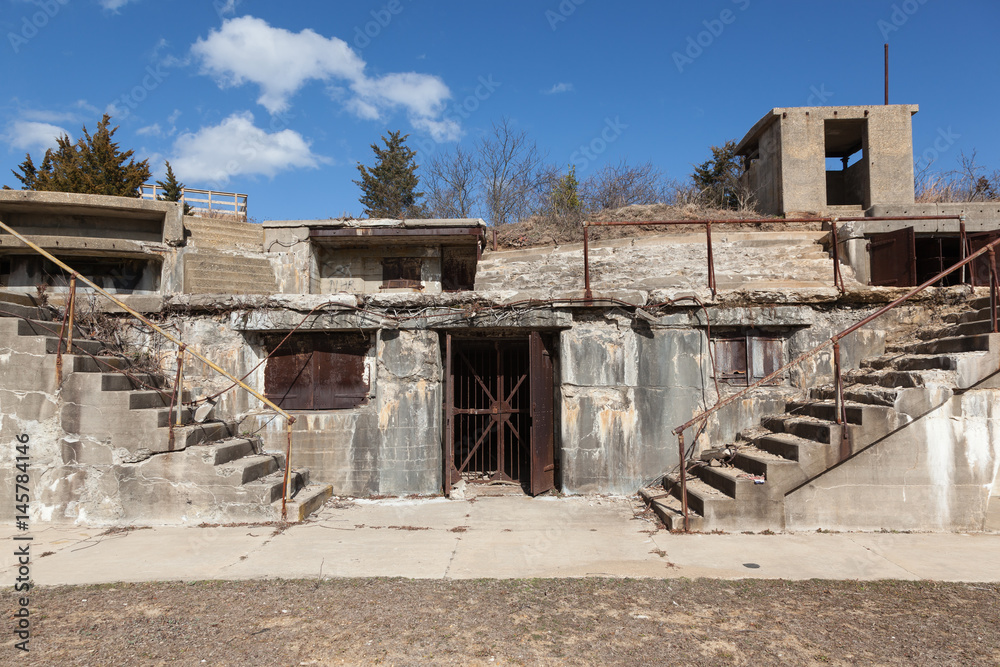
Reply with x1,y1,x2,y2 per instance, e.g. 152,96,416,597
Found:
354,130,423,219
11,114,150,197
549,166,581,218
691,139,743,210
156,161,191,214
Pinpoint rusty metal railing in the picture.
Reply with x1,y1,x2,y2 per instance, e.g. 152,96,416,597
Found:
0,218,299,519
581,215,967,299
669,229,1000,531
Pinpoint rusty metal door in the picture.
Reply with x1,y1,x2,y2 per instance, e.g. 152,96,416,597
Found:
448,339,531,488
529,332,555,495
968,232,1000,286
868,227,916,286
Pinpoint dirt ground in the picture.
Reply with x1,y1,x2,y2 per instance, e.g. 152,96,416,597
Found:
7,578,999,666
493,203,792,249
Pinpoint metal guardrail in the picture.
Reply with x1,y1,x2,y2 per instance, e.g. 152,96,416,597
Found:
0,218,297,519
581,215,968,299
668,220,1000,531
140,185,248,220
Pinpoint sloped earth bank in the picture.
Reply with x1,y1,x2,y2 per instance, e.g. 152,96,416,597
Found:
8,578,999,665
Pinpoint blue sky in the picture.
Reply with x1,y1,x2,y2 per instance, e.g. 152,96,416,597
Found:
1,0,998,221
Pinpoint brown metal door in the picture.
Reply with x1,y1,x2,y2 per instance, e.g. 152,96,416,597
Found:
529,332,555,496
443,333,461,494
868,227,916,286
968,232,1000,287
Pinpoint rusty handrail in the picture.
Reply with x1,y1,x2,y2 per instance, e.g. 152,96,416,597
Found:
582,215,965,298
0,218,298,519
670,228,1000,531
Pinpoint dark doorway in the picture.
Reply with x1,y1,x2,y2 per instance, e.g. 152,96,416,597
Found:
443,333,555,496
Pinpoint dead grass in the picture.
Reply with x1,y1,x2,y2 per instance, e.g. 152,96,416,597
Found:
10,578,999,665
493,203,785,249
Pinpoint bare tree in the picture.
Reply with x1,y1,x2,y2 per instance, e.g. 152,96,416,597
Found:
423,146,479,218
580,159,664,212
476,117,547,226
916,150,999,203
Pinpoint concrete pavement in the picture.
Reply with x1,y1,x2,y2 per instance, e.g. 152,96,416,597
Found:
4,495,1000,585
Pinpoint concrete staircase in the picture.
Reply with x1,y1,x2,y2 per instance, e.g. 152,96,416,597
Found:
644,295,1000,532
181,216,280,295
0,291,331,524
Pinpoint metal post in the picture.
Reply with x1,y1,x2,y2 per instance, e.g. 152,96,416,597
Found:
990,247,998,334
829,218,845,293
55,290,68,384
66,274,77,351
678,432,689,532
492,228,497,252
168,344,186,448
706,222,717,297
175,346,185,427
281,419,294,521
960,217,968,286
884,43,889,105
583,223,593,301
833,339,851,462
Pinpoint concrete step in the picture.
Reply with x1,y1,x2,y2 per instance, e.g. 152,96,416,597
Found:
16,317,85,339
845,368,945,389
150,405,194,428
639,487,703,532
810,384,899,407
45,337,104,355
861,353,964,372
210,438,259,465
129,388,192,409
891,333,993,355
760,414,838,445
71,355,129,373
916,319,995,341
275,483,333,522
0,296,52,320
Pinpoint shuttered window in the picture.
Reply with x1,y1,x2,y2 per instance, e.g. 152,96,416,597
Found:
263,333,370,410
712,332,783,386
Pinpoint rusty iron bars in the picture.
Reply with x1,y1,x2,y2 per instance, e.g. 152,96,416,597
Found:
670,231,1000,532
0,218,299,519
581,215,967,300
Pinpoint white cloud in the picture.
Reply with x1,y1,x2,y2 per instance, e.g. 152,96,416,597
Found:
544,82,574,95
169,111,328,185
191,16,456,139
3,121,70,153
136,123,161,137
214,0,241,16
98,0,140,11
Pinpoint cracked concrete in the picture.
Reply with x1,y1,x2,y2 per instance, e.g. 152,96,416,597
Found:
5,495,1000,585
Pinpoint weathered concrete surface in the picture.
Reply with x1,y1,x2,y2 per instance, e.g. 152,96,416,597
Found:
476,231,858,300
736,105,918,217
7,495,1000,585
785,387,1000,532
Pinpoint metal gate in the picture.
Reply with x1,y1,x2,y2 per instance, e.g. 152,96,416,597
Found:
444,333,555,496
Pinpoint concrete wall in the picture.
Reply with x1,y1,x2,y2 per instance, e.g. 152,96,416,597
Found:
786,387,1000,531
314,245,443,295
778,109,828,216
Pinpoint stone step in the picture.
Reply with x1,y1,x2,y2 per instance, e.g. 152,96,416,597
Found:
275,483,333,522
45,337,104,355
0,297,51,321
845,368,946,388
248,468,310,504
784,399,884,425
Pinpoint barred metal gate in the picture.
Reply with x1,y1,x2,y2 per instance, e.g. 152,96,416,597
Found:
444,333,555,496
